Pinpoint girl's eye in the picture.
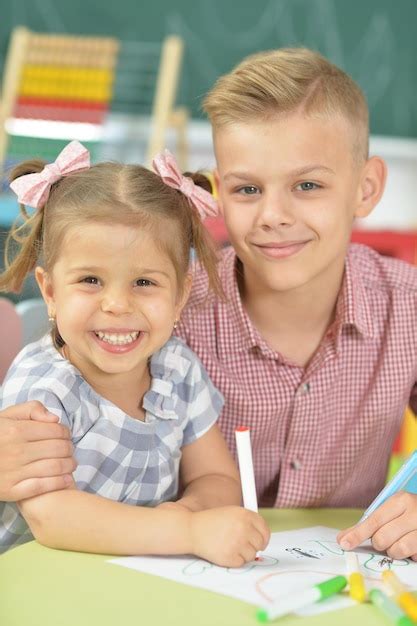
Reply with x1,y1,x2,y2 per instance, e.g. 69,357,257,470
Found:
82,276,100,285
135,279,154,287
296,182,321,191
237,185,260,195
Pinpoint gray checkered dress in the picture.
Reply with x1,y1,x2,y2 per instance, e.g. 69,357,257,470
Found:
0,334,224,553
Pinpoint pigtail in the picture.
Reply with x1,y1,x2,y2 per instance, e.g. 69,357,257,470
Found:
183,172,224,298
0,160,46,293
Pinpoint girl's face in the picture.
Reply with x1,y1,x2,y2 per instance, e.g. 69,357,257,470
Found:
36,222,190,387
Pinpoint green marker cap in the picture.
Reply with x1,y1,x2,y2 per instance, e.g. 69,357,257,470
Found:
256,608,269,623
317,575,348,600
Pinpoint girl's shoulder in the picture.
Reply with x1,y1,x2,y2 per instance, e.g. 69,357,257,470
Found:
1,334,83,415
4,334,76,382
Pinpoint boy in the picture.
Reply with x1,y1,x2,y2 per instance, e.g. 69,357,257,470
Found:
2,48,417,559
177,48,417,559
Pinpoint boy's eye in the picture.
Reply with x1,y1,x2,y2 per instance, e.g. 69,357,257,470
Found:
296,182,321,191
135,278,154,287
237,185,260,195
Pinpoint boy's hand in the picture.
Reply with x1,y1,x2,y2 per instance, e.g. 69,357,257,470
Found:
337,491,417,560
190,506,270,568
0,402,76,501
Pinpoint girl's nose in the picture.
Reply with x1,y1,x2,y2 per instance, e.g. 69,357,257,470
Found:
100,289,133,315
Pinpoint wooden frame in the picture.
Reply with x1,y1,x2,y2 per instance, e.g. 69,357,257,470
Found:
0,27,29,171
146,35,188,169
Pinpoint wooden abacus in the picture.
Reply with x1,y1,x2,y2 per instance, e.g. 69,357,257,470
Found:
0,27,189,186
0,27,119,179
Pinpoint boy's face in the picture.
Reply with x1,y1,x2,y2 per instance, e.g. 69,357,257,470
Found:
214,112,378,296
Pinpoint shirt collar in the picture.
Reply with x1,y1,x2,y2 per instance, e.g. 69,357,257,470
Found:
217,247,375,361
333,249,375,340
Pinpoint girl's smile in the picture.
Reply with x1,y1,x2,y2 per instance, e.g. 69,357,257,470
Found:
91,328,144,353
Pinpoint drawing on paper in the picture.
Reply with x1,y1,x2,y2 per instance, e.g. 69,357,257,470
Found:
183,555,279,577
308,539,409,572
285,547,324,560
109,526,417,618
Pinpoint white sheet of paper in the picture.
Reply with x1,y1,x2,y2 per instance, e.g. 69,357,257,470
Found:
109,526,417,616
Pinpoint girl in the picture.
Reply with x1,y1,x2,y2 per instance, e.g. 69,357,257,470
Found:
0,141,269,565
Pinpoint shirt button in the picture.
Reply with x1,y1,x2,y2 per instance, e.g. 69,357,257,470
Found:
297,382,310,395
290,459,302,470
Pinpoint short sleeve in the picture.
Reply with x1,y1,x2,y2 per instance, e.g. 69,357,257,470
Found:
1,370,72,430
0,387,71,428
181,353,224,446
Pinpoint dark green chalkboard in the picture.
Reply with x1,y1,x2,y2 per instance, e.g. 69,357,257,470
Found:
1,0,416,137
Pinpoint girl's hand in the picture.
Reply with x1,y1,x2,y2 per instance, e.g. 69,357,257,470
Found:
337,491,417,560
156,501,194,512
190,506,270,567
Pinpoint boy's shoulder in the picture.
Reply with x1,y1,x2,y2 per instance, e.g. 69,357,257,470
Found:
349,243,417,295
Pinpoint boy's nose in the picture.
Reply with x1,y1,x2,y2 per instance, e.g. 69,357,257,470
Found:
258,194,296,229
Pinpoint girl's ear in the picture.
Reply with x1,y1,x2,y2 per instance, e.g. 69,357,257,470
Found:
35,267,55,316
354,156,387,219
175,272,193,319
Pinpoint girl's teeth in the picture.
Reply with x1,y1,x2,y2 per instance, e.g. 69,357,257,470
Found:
95,331,139,345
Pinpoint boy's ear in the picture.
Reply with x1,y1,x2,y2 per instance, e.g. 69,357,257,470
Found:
35,267,55,316
354,156,387,219
213,169,224,216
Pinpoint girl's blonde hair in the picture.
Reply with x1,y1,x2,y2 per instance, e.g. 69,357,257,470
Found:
0,159,222,309
203,47,369,162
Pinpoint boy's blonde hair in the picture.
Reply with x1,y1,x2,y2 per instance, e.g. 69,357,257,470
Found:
203,47,369,162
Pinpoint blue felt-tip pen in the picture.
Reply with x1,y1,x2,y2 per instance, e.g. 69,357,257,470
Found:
360,451,417,522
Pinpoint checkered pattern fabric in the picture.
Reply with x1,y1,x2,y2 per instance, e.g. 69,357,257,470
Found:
0,336,223,553
176,244,417,509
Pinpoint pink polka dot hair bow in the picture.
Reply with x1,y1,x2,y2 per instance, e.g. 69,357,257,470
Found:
152,149,218,220
10,140,90,209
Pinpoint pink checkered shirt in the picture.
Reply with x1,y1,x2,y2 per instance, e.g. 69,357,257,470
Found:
176,244,417,509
